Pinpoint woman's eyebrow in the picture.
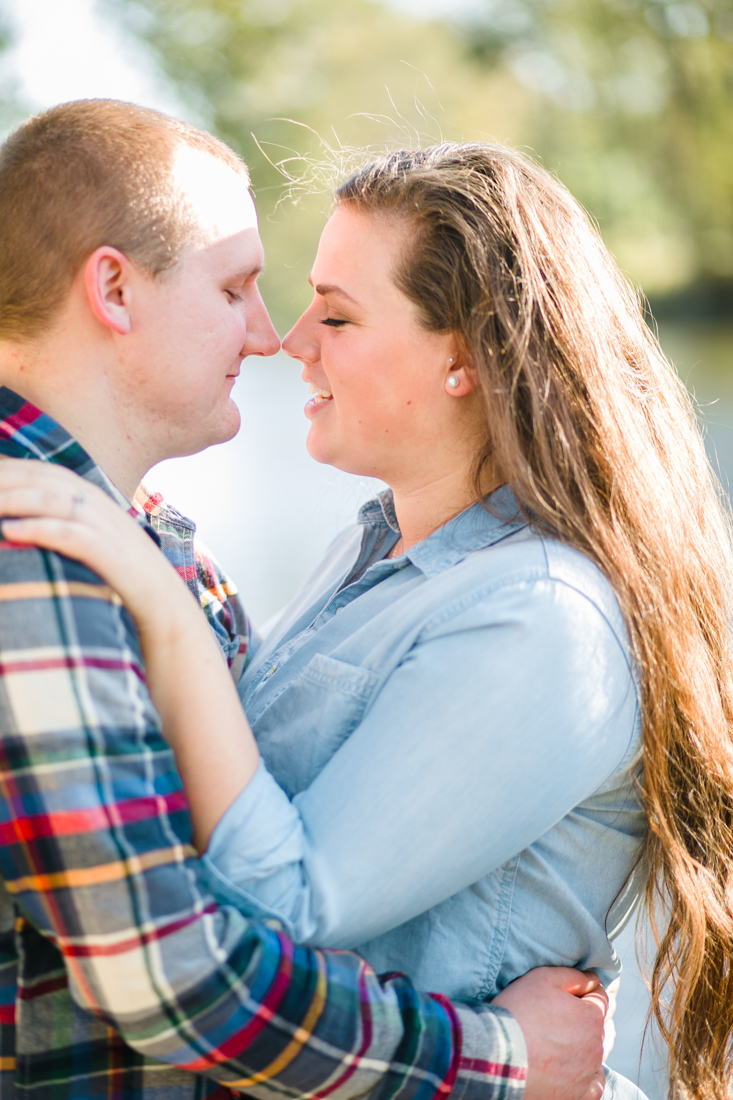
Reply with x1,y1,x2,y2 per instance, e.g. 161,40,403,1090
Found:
311,281,360,306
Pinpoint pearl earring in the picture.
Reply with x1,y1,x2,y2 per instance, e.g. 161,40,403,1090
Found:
448,357,455,364
447,376,460,389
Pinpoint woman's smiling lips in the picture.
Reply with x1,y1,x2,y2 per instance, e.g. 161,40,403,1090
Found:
305,383,334,418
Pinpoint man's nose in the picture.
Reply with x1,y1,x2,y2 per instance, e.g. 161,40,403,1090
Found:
247,293,281,357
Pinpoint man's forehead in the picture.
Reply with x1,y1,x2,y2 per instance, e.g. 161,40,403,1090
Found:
205,229,265,281
173,143,257,241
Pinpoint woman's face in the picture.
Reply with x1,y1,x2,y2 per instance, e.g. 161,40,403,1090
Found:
282,205,473,487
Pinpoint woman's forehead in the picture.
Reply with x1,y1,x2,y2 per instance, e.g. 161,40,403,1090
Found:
312,206,409,298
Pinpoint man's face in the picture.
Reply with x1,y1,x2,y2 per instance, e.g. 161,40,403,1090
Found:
117,147,280,462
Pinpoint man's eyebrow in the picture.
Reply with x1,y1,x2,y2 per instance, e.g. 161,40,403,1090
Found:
223,262,264,283
310,280,360,306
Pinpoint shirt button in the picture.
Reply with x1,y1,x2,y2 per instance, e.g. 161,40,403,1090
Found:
266,665,277,677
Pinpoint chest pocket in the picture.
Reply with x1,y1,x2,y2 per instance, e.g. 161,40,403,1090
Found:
251,653,381,798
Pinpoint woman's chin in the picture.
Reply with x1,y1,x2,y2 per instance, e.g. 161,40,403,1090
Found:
305,429,339,468
305,432,371,477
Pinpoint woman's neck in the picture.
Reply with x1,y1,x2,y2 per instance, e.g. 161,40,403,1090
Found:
378,389,498,553
390,464,499,553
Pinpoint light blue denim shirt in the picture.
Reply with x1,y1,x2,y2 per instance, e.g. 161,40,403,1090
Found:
205,486,646,1004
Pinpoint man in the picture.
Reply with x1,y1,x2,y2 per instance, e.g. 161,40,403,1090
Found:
0,100,607,1100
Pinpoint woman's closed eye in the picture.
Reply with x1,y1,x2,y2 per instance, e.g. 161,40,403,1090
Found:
320,317,349,328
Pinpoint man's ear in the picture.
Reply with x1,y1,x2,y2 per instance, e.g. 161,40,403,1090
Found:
83,247,134,335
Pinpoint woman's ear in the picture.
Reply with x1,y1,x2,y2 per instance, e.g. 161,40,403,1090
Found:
83,247,134,335
445,349,479,396
463,361,480,393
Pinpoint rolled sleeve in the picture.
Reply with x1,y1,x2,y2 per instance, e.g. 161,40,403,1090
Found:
203,757,304,935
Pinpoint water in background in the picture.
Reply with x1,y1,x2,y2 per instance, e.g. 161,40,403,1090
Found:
149,323,733,1100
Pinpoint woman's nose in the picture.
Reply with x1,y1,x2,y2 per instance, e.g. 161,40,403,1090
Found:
282,310,319,362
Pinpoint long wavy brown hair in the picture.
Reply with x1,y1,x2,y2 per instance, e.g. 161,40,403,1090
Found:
337,143,733,1099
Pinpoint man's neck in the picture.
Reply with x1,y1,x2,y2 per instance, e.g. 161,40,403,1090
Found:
0,340,148,502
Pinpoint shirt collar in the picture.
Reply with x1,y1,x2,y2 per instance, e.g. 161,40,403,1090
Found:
0,385,133,512
357,484,528,577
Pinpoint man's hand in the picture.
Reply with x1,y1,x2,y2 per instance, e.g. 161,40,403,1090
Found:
493,967,607,1100
603,976,620,1061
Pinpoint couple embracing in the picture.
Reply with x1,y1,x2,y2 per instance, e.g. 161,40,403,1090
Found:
0,99,730,1100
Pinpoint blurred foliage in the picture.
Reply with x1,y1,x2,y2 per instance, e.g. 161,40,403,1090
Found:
109,0,533,329
109,0,733,326
456,0,733,305
0,1,23,135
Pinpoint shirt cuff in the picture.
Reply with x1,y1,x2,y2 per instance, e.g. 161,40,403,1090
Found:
203,757,304,929
451,1003,527,1099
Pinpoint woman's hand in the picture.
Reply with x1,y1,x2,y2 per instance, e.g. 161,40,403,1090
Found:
0,458,260,851
0,458,180,637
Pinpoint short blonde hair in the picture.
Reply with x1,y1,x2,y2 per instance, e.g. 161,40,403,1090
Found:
0,99,249,341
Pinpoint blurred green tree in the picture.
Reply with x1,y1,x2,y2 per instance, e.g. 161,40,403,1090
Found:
457,0,733,305
109,0,733,323
0,2,24,136
105,0,536,328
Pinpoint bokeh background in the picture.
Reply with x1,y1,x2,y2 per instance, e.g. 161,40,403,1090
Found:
2,1,733,1095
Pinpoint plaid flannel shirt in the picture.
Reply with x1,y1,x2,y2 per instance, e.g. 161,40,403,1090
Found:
0,387,527,1099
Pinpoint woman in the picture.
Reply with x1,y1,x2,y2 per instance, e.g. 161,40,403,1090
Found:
2,143,733,1100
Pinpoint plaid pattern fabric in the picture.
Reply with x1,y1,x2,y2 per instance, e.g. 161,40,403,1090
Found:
133,486,256,680
0,387,527,1099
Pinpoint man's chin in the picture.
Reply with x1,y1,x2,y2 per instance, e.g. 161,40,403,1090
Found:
214,403,242,446
175,404,242,458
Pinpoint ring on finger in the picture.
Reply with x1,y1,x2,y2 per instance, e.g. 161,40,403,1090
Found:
70,489,86,520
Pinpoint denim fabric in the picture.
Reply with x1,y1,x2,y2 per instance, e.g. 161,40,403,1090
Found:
206,486,646,1003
